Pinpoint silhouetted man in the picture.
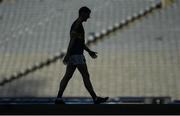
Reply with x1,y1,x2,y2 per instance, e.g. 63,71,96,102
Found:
55,6,109,104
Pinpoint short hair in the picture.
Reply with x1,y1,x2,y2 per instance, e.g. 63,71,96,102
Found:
79,6,91,16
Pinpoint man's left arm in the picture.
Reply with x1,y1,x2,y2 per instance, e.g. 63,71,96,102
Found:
84,44,92,53
84,44,98,59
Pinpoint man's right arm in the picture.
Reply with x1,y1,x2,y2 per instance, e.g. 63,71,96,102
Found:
63,36,75,65
66,31,82,55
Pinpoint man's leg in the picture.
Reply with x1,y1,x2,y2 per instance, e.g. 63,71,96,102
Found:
57,64,76,98
77,64,97,100
77,64,109,104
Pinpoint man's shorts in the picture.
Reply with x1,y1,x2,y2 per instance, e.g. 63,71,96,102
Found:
68,55,86,65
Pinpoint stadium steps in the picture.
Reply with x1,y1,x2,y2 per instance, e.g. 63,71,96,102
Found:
0,1,164,86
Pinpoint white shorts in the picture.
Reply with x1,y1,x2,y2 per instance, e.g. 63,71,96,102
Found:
68,55,86,65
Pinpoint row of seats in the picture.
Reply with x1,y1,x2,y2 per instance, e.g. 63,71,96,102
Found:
0,0,179,100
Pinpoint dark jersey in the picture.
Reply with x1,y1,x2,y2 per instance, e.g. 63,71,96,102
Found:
70,20,85,55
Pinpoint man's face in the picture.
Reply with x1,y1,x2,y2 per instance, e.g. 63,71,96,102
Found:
82,12,90,22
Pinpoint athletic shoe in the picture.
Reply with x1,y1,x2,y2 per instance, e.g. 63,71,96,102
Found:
55,98,65,104
94,97,109,104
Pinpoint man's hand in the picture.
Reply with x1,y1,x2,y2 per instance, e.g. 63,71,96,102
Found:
89,51,98,59
63,55,70,65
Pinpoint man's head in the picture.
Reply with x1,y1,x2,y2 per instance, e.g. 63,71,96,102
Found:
79,6,91,22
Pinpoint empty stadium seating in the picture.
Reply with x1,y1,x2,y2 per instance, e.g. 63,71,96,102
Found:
0,0,179,104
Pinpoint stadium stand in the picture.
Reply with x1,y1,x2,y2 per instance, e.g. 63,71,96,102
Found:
0,0,179,104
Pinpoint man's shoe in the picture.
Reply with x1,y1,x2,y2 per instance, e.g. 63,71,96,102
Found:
94,97,109,104
55,98,65,104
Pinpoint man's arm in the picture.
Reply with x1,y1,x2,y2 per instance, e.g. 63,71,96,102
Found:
66,30,83,55
66,38,75,56
84,44,92,53
63,31,79,65
84,44,98,59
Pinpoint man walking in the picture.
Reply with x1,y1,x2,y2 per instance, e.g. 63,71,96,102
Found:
55,6,108,104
